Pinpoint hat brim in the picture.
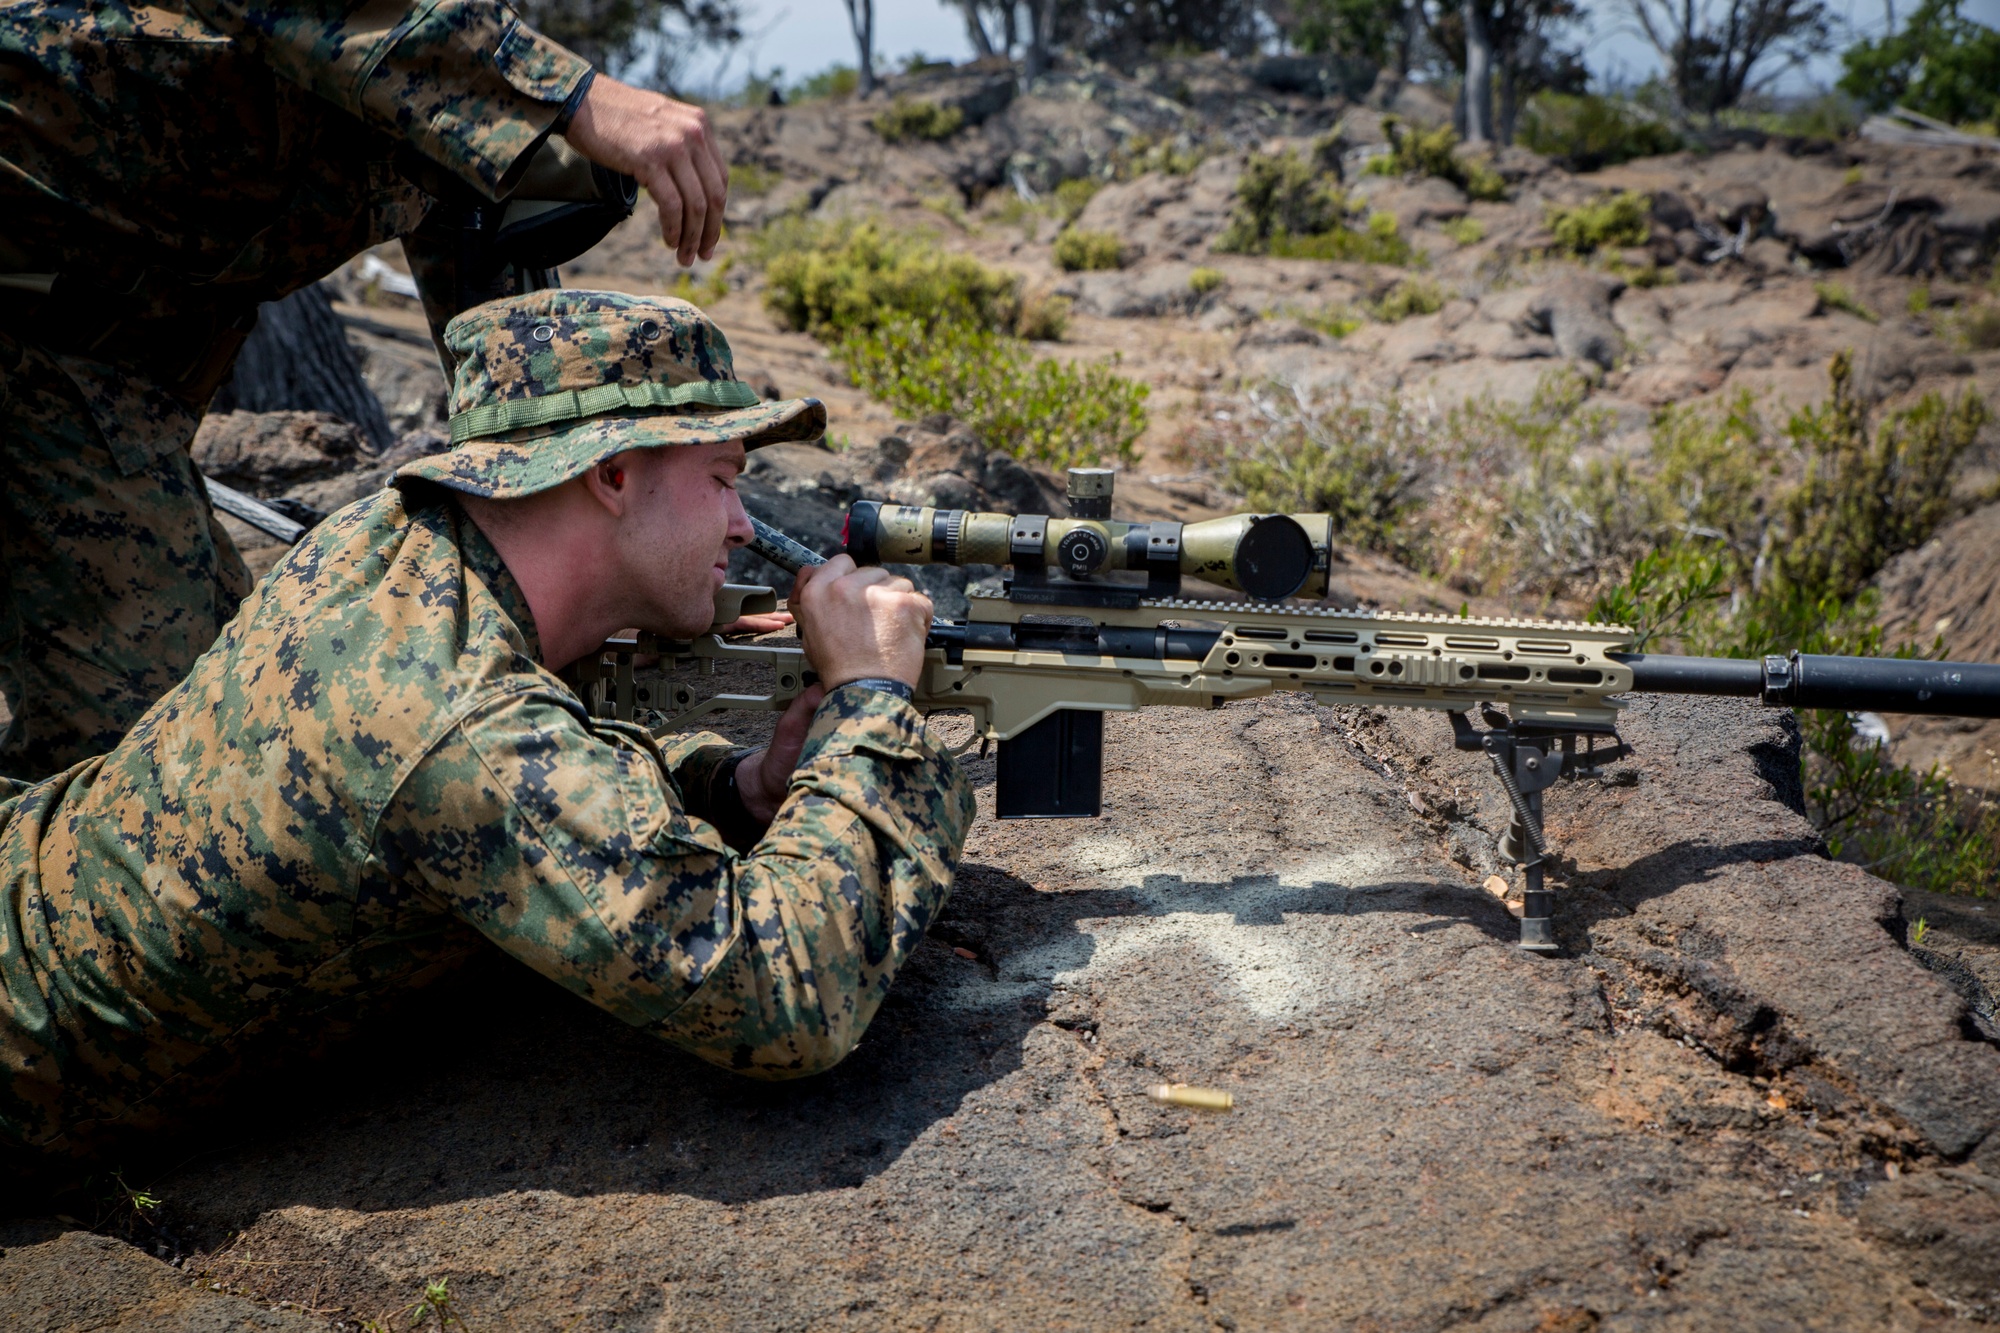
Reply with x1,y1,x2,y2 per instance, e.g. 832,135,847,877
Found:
393,396,827,499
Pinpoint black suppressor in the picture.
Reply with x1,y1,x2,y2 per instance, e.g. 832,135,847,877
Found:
1614,652,2000,717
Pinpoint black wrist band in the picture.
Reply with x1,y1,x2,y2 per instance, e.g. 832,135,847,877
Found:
552,67,597,136
840,677,914,701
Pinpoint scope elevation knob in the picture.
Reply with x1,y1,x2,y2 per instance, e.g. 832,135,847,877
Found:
1057,526,1111,578
1066,467,1115,519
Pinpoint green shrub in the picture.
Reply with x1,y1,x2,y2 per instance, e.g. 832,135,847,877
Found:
792,65,858,100
1218,388,1431,559
1114,132,1209,178
839,316,1149,469
1839,0,2000,125
1215,145,1346,253
1365,117,1506,201
1015,289,1071,341
1441,215,1486,246
1546,191,1651,256
1767,351,1988,603
1053,228,1126,271
872,97,964,143
1050,178,1104,227
1188,266,1226,295
759,220,1021,340
1814,281,1879,323
1517,93,1682,171
1951,300,2000,350
1370,277,1445,322
1263,211,1413,264
729,161,781,196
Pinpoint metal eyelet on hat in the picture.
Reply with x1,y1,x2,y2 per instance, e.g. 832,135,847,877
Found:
639,319,662,341
532,324,555,343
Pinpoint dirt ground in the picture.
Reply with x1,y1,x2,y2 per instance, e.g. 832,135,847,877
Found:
5,691,1998,1331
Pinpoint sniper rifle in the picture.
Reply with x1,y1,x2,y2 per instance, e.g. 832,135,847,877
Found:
578,468,2000,955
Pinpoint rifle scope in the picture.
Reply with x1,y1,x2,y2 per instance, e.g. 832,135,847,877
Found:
843,500,1333,601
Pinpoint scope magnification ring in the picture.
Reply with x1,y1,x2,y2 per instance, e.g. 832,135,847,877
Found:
1058,527,1110,579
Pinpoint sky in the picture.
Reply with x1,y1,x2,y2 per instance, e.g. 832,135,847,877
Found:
678,0,2000,100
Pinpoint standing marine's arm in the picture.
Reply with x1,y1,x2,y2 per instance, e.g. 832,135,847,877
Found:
182,0,593,198
379,682,976,1078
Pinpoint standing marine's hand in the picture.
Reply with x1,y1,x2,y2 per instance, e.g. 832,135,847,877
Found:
564,75,728,267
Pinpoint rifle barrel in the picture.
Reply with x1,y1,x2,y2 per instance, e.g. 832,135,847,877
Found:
1618,652,2000,717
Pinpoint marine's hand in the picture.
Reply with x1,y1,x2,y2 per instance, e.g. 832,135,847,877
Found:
564,75,728,266
733,684,824,823
718,610,794,636
790,555,931,688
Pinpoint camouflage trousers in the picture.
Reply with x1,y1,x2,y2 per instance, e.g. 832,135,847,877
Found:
0,335,250,783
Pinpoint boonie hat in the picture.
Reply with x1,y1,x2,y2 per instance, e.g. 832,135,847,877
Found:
395,289,825,498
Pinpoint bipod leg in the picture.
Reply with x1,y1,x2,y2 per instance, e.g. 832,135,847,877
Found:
1517,789,1556,953
1482,728,1561,954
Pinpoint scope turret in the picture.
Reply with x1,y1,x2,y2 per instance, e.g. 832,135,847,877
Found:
842,500,1333,601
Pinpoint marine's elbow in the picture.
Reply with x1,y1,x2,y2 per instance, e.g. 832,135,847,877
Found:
728,1029,861,1081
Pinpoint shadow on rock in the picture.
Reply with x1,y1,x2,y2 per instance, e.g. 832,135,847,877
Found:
21,851,1538,1244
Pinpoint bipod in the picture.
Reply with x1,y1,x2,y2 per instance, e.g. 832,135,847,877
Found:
1450,706,1631,953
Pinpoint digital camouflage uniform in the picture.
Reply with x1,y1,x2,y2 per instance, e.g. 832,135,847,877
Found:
0,290,977,1161
0,0,596,780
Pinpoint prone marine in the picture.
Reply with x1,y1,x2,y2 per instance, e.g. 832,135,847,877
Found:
0,290,976,1172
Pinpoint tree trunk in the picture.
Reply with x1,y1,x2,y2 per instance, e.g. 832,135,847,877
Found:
211,282,392,452
1497,42,1521,145
1396,1,1418,79
960,0,995,57
1023,0,1056,81
1462,0,1495,144
842,0,876,95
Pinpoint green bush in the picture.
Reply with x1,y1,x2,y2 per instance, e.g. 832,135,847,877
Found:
1188,266,1227,295
728,161,781,196
1546,191,1651,255
839,316,1148,470
1814,281,1879,323
1365,117,1506,201
1370,277,1445,322
1015,289,1071,341
1767,351,1988,604
1263,212,1414,264
1516,93,1682,171
1441,215,1486,246
871,97,965,143
1218,388,1431,559
1214,147,1415,262
1839,0,2000,125
1052,228,1127,271
1050,178,1104,227
1215,144,1346,252
760,220,1021,340
791,65,858,100
1951,300,2000,350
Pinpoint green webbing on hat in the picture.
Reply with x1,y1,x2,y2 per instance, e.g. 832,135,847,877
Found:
448,378,762,444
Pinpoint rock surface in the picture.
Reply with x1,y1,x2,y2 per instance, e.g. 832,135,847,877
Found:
6,693,1997,1329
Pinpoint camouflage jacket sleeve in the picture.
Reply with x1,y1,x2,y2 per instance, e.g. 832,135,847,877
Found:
184,0,592,197
381,682,976,1078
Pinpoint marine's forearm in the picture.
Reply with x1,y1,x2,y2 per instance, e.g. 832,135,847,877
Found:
648,687,975,1077
186,0,591,195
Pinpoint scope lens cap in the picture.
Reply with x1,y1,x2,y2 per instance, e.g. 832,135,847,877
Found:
1235,515,1314,601
844,500,882,565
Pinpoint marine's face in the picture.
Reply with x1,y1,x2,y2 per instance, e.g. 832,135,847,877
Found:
617,441,752,637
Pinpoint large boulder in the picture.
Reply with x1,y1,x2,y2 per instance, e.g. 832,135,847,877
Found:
1526,272,1627,370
